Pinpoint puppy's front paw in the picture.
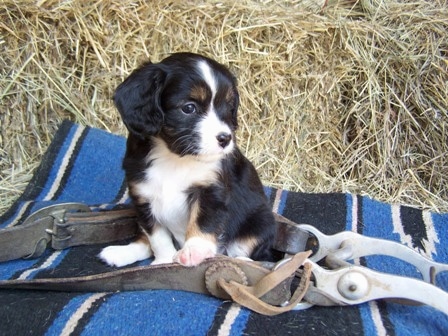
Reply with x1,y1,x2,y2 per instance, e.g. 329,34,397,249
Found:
174,237,217,267
99,242,151,267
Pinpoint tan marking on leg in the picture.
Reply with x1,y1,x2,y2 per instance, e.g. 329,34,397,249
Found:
174,199,218,266
185,198,217,244
227,236,260,258
135,231,150,245
239,236,260,252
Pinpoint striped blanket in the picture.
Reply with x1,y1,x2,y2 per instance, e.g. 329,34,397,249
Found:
1,121,447,336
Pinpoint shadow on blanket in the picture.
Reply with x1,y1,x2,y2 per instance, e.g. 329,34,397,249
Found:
1,121,447,336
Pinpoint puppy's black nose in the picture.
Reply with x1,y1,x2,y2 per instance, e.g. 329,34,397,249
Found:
216,132,232,148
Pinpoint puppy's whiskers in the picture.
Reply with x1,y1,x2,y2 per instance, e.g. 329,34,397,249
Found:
171,133,196,156
172,133,190,149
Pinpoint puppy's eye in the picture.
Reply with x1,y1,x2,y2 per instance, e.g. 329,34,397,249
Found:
181,103,197,114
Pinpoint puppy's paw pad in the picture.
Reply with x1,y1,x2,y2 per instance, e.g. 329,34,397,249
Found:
174,244,215,267
99,243,151,267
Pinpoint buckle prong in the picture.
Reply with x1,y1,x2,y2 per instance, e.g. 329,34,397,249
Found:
21,203,91,259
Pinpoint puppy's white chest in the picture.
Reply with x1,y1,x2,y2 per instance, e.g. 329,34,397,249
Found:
135,148,220,244
146,171,188,225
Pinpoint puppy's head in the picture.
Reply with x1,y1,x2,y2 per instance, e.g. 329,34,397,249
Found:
114,52,239,159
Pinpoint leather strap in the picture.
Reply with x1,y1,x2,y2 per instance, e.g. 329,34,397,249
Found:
0,204,309,262
0,252,312,314
51,209,138,249
0,205,138,262
0,216,52,262
218,251,312,315
0,203,91,261
273,213,311,254
0,204,312,315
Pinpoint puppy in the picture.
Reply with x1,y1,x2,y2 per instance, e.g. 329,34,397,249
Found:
99,52,277,267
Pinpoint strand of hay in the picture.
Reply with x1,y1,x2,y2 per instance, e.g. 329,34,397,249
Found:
1,0,447,213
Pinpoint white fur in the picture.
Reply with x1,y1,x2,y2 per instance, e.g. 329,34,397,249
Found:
197,111,234,156
146,226,178,265
100,137,223,268
98,227,178,266
226,241,252,258
196,60,234,156
174,236,218,267
135,139,221,246
99,241,151,267
198,60,217,97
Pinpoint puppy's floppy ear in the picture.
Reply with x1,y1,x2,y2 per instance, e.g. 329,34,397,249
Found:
114,62,166,138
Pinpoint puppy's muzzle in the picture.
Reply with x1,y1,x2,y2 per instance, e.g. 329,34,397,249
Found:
216,132,232,148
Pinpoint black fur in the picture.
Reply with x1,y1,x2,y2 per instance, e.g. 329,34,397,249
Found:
187,149,277,260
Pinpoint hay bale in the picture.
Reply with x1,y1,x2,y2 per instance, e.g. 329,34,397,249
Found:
1,0,447,213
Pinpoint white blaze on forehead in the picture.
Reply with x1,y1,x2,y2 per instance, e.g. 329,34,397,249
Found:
196,59,234,157
197,60,217,98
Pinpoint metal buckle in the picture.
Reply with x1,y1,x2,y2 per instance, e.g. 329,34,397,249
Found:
22,203,91,259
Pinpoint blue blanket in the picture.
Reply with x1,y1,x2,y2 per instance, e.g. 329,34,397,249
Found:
1,121,447,336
